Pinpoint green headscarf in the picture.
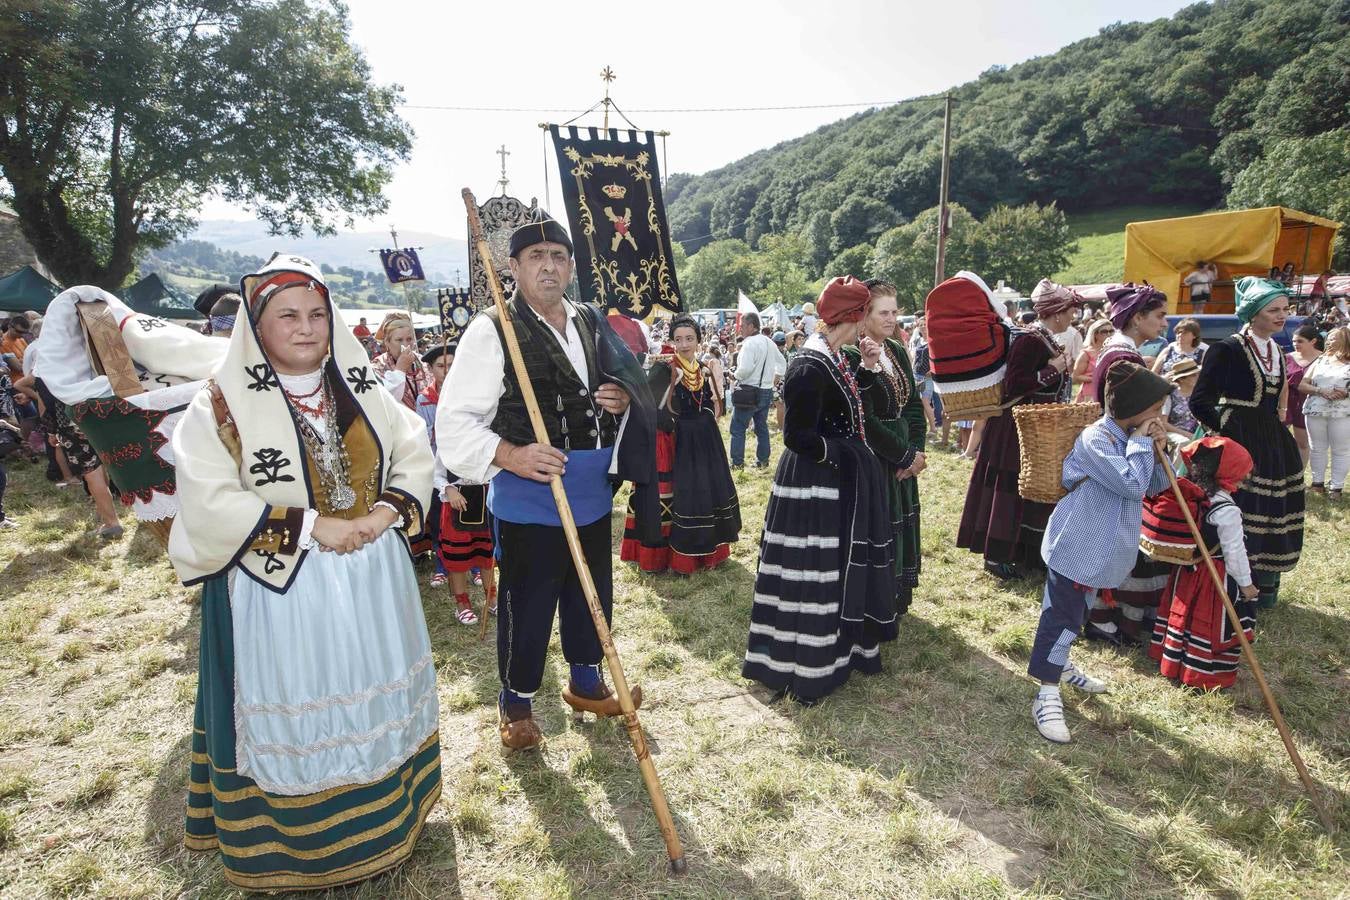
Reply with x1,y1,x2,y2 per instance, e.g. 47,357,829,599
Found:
1234,276,1290,324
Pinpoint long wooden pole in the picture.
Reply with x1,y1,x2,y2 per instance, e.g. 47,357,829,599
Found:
1155,447,1335,834
462,188,688,874
933,94,953,290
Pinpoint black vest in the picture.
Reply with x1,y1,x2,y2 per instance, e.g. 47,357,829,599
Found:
486,297,622,451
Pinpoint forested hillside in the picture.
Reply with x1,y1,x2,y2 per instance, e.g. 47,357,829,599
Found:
666,0,1349,268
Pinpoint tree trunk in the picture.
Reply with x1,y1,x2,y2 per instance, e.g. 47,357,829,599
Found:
9,181,135,291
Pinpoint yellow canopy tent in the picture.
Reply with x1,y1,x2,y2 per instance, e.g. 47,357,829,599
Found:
1123,207,1341,314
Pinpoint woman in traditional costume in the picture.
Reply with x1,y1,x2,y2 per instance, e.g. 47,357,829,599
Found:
1088,283,1172,644
1190,277,1305,608
742,276,896,703
371,311,430,410
168,255,441,892
1150,436,1258,690
956,277,1076,580
843,280,926,614
621,314,740,574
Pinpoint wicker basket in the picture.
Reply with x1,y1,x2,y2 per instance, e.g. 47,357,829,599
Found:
1014,402,1103,504
1139,536,1197,566
935,382,1005,421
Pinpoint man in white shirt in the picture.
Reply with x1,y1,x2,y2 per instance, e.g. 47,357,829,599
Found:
729,311,786,468
437,218,651,752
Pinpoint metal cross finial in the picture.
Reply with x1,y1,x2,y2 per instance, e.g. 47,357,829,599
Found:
601,66,616,130
496,144,511,195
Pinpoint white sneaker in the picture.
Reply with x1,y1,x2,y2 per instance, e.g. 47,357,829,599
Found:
1033,691,1071,743
1060,662,1109,694
0,517,17,530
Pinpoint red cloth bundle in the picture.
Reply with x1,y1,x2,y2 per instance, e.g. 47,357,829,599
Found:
1140,476,1206,564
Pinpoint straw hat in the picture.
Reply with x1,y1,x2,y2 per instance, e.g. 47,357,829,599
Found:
1167,357,1201,383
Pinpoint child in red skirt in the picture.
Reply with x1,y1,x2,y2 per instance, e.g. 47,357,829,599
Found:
1150,436,1259,689
434,457,496,626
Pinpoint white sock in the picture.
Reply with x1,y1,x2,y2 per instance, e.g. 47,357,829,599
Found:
1094,621,1118,633
1038,684,1060,699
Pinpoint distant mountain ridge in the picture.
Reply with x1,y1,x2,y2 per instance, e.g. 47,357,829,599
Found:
664,0,1347,262
188,219,470,283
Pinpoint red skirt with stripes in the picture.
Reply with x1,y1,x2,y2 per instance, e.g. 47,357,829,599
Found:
438,499,494,573
1149,560,1255,690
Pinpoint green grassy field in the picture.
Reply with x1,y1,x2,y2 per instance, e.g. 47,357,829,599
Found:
0,426,1346,898
1053,204,1210,286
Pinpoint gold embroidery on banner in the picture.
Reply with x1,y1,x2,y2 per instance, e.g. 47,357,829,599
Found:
562,142,679,315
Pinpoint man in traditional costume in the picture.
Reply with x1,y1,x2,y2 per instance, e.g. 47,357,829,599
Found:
1190,277,1304,608
438,219,655,751
168,254,441,891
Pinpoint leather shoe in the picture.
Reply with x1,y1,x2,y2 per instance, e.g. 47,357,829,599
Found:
562,680,643,718
499,704,542,752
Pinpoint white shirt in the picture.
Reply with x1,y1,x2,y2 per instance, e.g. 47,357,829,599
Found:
437,298,618,485
1054,327,1084,367
1210,490,1252,588
733,333,786,387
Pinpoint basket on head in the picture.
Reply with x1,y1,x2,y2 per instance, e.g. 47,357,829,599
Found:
927,272,1011,421
1140,477,1205,565
1013,402,1103,504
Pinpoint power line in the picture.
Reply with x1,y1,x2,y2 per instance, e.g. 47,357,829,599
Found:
401,97,942,115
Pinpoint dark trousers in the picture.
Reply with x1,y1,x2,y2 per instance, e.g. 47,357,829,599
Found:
1028,568,1096,683
730,386,773,466
496,514,612,696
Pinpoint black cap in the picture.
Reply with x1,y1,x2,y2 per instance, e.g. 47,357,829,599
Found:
1106,361,1173,419
422,344,455,365
508,218,573,259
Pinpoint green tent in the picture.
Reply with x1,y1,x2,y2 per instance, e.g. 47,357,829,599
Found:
0,265,62,313
124,273,202,320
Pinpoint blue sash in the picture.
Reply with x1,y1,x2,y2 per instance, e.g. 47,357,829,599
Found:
488,448,614,527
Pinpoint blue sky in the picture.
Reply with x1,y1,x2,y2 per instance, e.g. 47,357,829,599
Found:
202,0,1199,235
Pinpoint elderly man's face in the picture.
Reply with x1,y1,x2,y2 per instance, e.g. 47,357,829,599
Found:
509,242,572,306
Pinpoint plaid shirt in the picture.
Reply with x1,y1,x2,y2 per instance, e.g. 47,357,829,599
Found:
1041,416,1169,589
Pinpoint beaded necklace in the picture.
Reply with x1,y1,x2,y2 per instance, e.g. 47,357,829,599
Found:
832,347,867,444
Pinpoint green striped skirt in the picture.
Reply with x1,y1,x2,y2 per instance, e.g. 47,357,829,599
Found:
185,576,442,892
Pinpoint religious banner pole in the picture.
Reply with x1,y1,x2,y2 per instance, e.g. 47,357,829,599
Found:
1155,446,1335,834
462,188,688,874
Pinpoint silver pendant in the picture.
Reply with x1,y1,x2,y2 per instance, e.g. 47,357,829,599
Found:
330,482,357,510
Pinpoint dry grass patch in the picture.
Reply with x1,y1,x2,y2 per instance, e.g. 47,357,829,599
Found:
0,428,1347,898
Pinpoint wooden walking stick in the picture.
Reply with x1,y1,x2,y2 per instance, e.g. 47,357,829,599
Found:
478,564,493,642
1155,446,1335,834
462,189,688,874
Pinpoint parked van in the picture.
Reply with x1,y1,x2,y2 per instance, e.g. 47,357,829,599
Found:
1164,314,1308,354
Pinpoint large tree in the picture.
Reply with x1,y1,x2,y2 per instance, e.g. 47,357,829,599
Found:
0,1,412,289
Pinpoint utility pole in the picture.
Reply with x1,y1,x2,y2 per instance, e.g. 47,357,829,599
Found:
933,95,953,290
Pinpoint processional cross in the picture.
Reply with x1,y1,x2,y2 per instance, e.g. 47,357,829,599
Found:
496,144,511,196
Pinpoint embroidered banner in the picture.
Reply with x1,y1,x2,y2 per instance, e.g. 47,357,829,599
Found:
379,248,425,284
468,194,542,307
549,126,683,318
437,287,476,342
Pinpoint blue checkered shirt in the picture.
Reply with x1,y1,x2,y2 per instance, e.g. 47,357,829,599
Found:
1041,416,1169,589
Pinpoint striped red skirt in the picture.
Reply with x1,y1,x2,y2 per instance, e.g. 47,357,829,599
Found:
437,486,494,573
